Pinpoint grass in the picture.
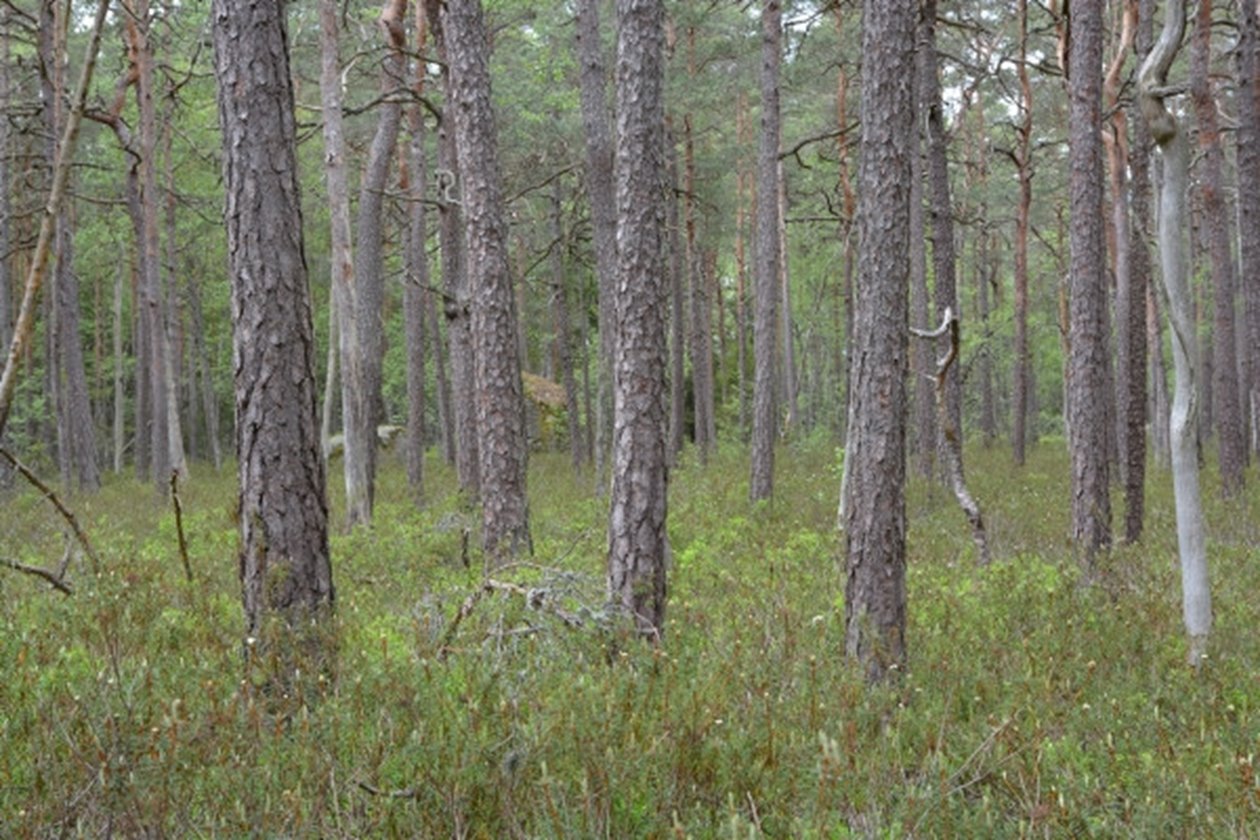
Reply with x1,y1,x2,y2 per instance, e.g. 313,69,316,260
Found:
2,438,1259,837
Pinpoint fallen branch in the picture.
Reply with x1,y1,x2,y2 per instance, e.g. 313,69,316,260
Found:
0,446,100,574
0,557,73,595
356,779,420,799
170,469,192,582
437,574,588,659
910,308,991,565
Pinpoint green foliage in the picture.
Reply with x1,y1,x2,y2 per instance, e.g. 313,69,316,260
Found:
3,443,1259,835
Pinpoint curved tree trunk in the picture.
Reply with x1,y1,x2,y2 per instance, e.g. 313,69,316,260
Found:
1139,0,1210,665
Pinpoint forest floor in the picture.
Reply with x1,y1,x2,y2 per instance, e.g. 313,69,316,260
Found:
2,438,1259,837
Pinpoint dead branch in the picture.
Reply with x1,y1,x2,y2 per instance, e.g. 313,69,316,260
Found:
356,779,420,799
0,447,100,574
437,574,587,659
910,309,991,565
170,469,192,582
0,557,73,595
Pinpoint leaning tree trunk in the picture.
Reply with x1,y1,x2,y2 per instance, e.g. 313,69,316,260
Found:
608,0,669,639
1190,0,1244,496
843,0,914,683
1067,0,1112,573
750,0,781,503
441,0,532,562
1138,0,1210,666
212,0,334,669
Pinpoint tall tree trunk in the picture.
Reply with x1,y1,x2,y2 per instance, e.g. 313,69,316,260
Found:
843,0,914,683
186,275,222,469
683,107,712,463
1138,0,1210,665
424,4,480,497
1124,0,1154,541
403,7,431,502
0,6,9,488
919,0,961,457
1067,0,1113,571
777,159,797,434
666,121,687,463
608,0,668,639
1012,0,1034,465
575,0,617,488
112,264,125,473
1105,0,1145,537
1191,0,1244,495
750,0,781,502
441,0,531,562
212,0,334,668
318,0,366,522
909,54,935,478
352,0,408,523
1237,0,1260,457
551,182,584,472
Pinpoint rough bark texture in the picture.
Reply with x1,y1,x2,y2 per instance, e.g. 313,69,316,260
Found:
843,0,913,683
442,0,531,561
1191,0,1244,496
683,106,713,462
212,0,333,642
750,0,781,503
1239,0,1260,456
1138,0,1210,665
403,6,430,501
1105,0,1144,539
909,60,936,479
667,123,687,463
575,0,617,486
318,0,371,525
608,0,668,638
0,10,8,488
1067,0,1112,571
919,0,962,456
1125,0,1154,542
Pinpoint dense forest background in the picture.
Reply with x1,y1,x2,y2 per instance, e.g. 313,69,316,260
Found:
4,0,1260,834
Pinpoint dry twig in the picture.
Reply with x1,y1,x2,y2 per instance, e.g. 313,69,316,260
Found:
0,446,100,573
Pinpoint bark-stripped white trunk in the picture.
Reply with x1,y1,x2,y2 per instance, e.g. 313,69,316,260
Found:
1138,0,1211,666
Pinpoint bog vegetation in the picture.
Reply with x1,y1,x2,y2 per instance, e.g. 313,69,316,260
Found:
2,442,1258,836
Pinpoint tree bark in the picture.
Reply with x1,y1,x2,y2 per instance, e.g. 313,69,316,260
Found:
1190,0,1244,496
608,0,668,639
1237,0,1260,457
683,105,713,463
441,0,532,562
666,121,687,463
843,0,914,683
575,0,617,488
403,6,431,502
318,0,370,525
919,0,962,457
551,182,584,472
0,7,9,488
908,51,936,479
1012,0,1034,466
750,0,781,503
1138,0,1210,665
212,0,334,657
1068,0,1112,571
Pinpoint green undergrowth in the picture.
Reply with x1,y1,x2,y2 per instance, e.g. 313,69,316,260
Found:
2,440,1259,837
